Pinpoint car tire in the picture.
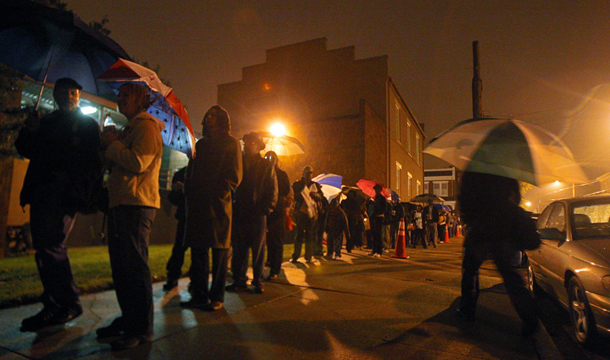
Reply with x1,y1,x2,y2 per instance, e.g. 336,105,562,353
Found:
568,276,597,346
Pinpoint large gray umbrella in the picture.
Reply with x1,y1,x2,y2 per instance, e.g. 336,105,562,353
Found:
424,118,588,186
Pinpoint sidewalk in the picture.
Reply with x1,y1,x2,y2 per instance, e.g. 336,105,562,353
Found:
0,239,562,360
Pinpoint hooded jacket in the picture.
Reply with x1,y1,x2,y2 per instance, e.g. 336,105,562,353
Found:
105,111,164,209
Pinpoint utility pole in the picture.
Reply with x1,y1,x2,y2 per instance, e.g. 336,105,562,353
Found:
472,40,483,119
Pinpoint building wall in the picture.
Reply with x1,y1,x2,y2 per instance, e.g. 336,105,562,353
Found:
217,38,423,190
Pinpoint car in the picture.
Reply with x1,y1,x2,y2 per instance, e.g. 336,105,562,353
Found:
527,195,610,346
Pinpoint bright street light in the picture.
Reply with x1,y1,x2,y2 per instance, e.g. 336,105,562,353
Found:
270,122,285,137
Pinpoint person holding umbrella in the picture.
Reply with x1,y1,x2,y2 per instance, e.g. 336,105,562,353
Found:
423,199,440,248
16,77,102,332
291,166,324,263
97,82,164,350
368,184,387,258
456,171,541,337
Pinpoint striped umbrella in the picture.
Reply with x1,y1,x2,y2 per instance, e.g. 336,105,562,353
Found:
312,173,342,200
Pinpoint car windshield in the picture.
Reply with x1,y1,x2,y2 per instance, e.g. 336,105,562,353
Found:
572,202,610,240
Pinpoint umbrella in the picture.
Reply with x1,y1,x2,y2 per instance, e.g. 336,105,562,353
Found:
433,203,452,212
390,190,401,202
424,118,588,186
410,193,445,203
312,173,342,200
258,131,305,156
98,58,195,157
0,0,130,102
356,179,391,199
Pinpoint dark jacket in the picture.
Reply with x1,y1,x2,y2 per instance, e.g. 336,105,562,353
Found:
15,108,102,213
423,204,440,224
167,167,186,221
292,178,323,218
268,166,291,222
184,133,243,249
325,206,350,239
233,153,278,220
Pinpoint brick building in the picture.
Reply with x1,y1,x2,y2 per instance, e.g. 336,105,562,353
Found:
217,38,424,199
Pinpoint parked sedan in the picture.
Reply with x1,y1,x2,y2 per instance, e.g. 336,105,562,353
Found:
527,196,610,345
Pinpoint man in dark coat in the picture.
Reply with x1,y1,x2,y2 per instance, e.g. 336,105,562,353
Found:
181,105,243,311
423,199,440,248
163,166,189,291
456,171,541,337
368,184,387,257
227,132,278,294
291,166,324,263
15,78,101,331
264,151,292,280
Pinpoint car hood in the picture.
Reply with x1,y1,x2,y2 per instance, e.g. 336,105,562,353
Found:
575,239,610,268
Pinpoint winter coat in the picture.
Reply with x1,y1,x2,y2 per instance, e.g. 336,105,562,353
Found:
233,153,278,220
183,133,243,249
15,108,102,212
105,111,164,209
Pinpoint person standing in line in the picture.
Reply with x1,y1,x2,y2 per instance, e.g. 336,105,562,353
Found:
16,78,101,332
341,190,365,253
412,205,425,248
227,132,277,294
437,210,447,243
367,184,387,258
162,166,189,291
180,105,242,311
456,171,541,337
423,199,440,248
97,83,164,350
324,197,350,259
264,151,292,281
291,166,323,263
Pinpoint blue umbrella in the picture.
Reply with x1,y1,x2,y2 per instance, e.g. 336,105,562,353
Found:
0,0,130,102
312,173,342,200
390,190,401,202
433,203,452,212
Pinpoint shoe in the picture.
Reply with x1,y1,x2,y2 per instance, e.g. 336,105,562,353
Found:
373,253,381,258
111,333,153,351
367,252,375,256
455,308,475,321
289,258,299,264
201,301,223,312
96,318,125,339
180,299,207,309
305,259,314,264
266,274,278,281
163,278,178,291
225,283,248,292
347,249,352,253
335,254,342,259
251,284,264,294
21,306,82,332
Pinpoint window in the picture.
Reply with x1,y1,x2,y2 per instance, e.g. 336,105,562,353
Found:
395,100,401,142
415,134,420,165
433,181,448,197
408,172,412,198
416,180,421,195
424,182,428,194
407,120,411,154
395,161,402,190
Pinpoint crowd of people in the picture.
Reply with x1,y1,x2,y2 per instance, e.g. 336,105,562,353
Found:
18,79,543,352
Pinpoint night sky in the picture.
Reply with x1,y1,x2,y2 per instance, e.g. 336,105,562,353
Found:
70,1,610,178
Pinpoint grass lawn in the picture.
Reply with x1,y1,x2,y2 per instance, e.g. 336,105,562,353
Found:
0,244,294,309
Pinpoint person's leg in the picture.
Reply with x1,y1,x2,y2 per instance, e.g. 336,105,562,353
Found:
188,247,209,304
230,222,249,287
493,244,539,333
459,242,486,319
372,218,383,255
333,235,343,257
304,217,315,262
107,206,155,337
209,248,229,303
165,219,187,284
250,215,267,289
267,215,284,276
292,213,306,261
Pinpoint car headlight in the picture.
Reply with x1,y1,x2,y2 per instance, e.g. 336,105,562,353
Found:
602,276,610,291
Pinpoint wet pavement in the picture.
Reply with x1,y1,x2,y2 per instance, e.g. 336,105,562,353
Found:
0,238,562,359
